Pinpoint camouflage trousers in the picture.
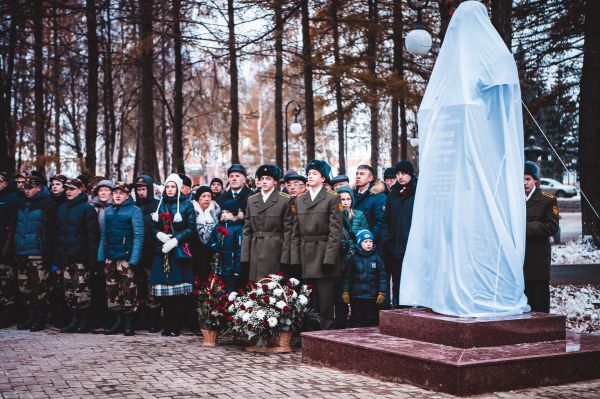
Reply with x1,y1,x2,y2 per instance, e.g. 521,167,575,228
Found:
0,260,16,307
105,260,137,313
63,262,91,310
16,255,48,306
136,265,161,310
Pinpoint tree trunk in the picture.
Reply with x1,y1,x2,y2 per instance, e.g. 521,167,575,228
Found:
491,0,512,49
274,0,284,169
579,0,600,246
0,1,18,173
228,0,240,164
172,0,184,173
331,0,345,174
34,0,45,171
52,1,61,173
390,0,403,164
85,0,98,176
438,0,453,43
160,41,169,181
367,0,379,175
105,0,117,178
301,0,315,162
139,0,159,179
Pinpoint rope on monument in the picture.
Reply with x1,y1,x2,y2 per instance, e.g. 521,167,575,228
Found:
522,100,600,222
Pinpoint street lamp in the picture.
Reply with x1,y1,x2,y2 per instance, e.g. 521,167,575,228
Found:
285,100,302,171
406,0,432,56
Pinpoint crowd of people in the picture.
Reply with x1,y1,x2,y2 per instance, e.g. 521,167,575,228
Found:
0,157,557,337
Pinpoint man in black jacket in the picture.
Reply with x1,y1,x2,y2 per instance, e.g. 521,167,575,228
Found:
353,165,386,246
215,164,253,213
53,178,100,333
381,161,417,308
524,161,559,312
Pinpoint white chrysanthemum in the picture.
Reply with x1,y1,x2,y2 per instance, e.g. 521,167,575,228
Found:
256,309,267,320
255,287,264,294
228,305,235,313
302,285,308,291
267,317,278,327
291,291,298,299
273,288,284,298
244,300,255,309
228,292,238,301
269,297,276,305
285,318,292,326
298,295,308,305
267,281,277,290
242,313,251,322
269,274,283,282
289,278,300,287
276,300,287,310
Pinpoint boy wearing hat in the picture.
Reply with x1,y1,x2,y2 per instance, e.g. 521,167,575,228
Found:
241,164,293,281
53,178,100,333
98,182,144,336
381,160,418,307
13,176,53,331
215,164,252,211
178,174,193,201
208,199,244,292
342,229,386,327
291,159,343,329
524,161,559,312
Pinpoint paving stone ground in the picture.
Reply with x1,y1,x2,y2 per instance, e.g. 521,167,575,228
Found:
1,328,599,399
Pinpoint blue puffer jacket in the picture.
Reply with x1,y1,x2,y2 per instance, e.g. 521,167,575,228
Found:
150,194,196,286
343,248,387,299
53,192,100,267
353,181,386,244
14,189,52,257
208,220,243,277
98,197,144,266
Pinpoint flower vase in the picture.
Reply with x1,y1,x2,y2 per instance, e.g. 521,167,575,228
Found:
201,329,219,347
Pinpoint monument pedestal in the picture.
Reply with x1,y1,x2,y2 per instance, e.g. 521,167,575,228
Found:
302,309,600,396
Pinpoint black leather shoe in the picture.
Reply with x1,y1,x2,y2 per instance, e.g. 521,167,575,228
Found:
123,313,135,336
103,312,122,335
60,311,79,333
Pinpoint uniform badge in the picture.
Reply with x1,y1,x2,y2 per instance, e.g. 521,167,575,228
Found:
290,203,297,216
371,262,377,269
552,204,559,217
338,202,343,212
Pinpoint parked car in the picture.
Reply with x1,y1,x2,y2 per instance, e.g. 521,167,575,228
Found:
540,178,578,198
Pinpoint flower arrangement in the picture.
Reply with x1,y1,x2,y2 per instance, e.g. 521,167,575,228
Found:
196,274,234,332
230,273,319,349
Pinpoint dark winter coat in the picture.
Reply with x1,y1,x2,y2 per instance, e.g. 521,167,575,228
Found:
343,249,387,299
353,180,386,244
135,176,160,267
241,190,293,281
53,192,100,268
0,184,20,256
381,178,418,260
150,194,195,286
98,197,145,266
524,188,559,281
290,186,343,278
90,195,112,231
341,209,369,257
215,186,253,211
209,220,244,277
14,189,52,258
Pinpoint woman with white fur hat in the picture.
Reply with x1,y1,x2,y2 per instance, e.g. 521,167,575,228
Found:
150,173,196,336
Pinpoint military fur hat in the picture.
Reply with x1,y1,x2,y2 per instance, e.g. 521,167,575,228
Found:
306,159,332,183
256,164,281,181
524,161,540,180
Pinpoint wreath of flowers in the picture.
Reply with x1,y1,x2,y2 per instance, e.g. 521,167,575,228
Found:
195,274,233,331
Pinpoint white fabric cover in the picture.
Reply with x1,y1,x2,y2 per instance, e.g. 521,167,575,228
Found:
399,1,530,317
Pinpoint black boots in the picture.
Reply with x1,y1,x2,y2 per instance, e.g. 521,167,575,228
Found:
75,308,90,333
28,304,46,332
0,304,15,328
103,312,122,335
60,308,90,333
17,306,34,330
148,307,161,333
161,297,182,337
123,313,135,336
60,310,79,333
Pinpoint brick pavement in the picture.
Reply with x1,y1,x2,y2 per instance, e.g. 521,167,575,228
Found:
1,328,599,398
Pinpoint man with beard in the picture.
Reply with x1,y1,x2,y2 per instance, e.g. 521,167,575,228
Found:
381,160,417,308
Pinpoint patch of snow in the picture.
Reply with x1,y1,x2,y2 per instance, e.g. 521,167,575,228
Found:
551,284,600,334
552,235,600,265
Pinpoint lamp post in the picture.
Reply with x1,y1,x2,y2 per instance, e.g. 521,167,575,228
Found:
406,0,432,56
285,100,302,171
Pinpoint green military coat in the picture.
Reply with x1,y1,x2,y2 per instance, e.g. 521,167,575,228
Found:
525,188,559,281
291,186,343,278
241,190,293,281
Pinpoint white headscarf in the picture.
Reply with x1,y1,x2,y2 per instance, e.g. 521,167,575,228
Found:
399,1,529,317
151,173,184,223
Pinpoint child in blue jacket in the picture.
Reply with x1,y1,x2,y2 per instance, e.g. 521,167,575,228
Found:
208,199,244,292
343,229,387,327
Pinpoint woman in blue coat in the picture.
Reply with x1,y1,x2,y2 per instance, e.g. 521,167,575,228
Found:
150,174,195,336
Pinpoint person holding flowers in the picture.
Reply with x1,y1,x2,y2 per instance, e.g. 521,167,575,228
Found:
150,173,196,337
208,199,244,292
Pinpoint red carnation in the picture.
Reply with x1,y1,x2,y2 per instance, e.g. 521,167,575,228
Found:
262,284,269,291
307,283,314,290
238,289,244,294
262,320,269,327
192,289,199,296
236,318,243,324
240,304,245,310
226,315,233,322
283,306,291,312
249,292,257,299
277,271,283,276
216,226,230,237
247,323,253,329
262,295,270,302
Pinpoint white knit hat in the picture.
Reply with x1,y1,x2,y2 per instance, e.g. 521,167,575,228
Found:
152,173,183,223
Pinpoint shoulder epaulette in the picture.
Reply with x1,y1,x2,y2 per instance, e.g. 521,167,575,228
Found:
541,192,556,200
327,189,339,196
298,191,309,198
248,192,260,199
279,191,292,198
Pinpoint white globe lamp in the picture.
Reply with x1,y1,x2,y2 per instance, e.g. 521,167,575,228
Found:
406,27,432,56
289,122,302,134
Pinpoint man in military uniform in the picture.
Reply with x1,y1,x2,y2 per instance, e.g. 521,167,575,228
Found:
291,160,343,330
241,164,293,281
14,176,53,331
524,161,559,313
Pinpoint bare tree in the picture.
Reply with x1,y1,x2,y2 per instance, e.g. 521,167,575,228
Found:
331,0,345,174
34,0,45,171
274,0,284,168
172,0,184,172
228,0,240,164
301,0,315,162
491,0,512,49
